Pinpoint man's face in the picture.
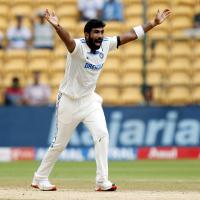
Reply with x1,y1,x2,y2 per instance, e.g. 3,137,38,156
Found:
85,27,104,51
12,79,19,88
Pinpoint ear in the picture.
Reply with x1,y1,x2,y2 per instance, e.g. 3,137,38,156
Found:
85,32,89,39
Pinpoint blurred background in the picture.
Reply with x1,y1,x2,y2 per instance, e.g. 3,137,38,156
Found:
0,0,200,162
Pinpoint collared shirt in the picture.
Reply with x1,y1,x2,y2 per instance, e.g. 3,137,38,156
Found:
59,36,118,99
7,26,31,49
33,23,54,48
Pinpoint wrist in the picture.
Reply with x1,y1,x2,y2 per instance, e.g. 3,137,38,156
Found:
54,24,61,31
152,20,158,27
133,25,145,39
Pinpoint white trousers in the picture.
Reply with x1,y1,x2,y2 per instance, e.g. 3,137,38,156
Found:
35,92,109,183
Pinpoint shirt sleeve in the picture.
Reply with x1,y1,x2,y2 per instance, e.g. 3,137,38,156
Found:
70,39,82,56
108,36,118,51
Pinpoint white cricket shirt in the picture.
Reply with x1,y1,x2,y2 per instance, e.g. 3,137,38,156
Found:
59,36,118,99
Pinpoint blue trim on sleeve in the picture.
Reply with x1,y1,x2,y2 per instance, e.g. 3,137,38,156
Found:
103,37,109,41
80,38,86,43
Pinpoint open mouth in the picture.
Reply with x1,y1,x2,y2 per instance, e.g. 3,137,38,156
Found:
94,40,102,46
95,42,101,46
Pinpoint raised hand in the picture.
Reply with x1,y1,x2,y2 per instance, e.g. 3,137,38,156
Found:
44,9,59,27
154,9,171,25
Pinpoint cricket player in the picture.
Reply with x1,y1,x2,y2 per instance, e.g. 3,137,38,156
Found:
31,8,171,191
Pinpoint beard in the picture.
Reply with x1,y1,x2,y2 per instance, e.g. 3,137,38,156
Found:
86,36,103,53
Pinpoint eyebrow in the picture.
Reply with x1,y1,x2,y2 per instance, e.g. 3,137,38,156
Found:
93,29,104,33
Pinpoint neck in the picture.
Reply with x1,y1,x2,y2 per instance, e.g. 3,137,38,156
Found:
86,40,96,54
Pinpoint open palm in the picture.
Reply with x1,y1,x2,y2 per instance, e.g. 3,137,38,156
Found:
44,9,59,26
154,9,171,25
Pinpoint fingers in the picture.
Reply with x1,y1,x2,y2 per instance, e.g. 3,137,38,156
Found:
164,11,171,18
163,9,171,16
45,9,50,20
159,9,171,19
45,8,50,17
165,12,171,17
163,8,171,12
45,9,57,18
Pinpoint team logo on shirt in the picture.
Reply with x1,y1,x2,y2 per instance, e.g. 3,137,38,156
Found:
99,52,104,59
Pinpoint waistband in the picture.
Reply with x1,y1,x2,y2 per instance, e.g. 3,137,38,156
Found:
59,91,95,102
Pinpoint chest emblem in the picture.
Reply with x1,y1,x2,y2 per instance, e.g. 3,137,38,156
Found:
99,52,104,59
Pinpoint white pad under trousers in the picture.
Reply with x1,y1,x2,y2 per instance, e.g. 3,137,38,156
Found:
35,93,109,183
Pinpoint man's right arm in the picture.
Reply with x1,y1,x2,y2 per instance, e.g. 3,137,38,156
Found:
53,24,76,53
44,9,75,53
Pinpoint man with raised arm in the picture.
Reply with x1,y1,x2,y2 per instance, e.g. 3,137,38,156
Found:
31,8,171,191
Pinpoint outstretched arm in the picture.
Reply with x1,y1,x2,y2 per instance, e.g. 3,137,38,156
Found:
44,9,76,53
119,9,171,46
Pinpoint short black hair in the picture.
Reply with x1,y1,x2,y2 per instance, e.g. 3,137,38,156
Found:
84,19,106,33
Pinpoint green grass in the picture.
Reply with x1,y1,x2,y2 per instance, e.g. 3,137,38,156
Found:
0,160,200,191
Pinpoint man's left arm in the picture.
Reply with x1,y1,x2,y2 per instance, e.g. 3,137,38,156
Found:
118,9,171,46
